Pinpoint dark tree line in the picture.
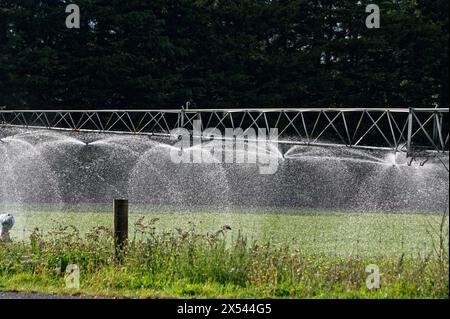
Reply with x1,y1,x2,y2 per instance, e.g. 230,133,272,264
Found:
0,0,448,109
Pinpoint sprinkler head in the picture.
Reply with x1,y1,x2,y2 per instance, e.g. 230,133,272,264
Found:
420,158,429,167
392,151,408,166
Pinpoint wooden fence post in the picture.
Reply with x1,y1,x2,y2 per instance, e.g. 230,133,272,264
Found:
113,199,128,260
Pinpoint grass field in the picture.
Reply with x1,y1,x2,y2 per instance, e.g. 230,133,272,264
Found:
1,209,449,298
10,209,449,257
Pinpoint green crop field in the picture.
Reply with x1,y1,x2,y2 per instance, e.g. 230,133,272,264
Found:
1,209,449,298
9,209,449,257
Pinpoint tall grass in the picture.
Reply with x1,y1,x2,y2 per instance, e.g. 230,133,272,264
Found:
0,216,448,298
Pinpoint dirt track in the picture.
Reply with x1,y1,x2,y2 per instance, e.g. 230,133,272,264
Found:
0,291,106,299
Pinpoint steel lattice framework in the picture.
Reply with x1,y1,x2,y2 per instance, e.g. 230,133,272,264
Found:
1,108,449,168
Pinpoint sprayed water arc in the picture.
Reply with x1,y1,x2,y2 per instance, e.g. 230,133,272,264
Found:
0,127,448,216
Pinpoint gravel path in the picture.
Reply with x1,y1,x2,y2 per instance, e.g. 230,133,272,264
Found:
0,291,107,299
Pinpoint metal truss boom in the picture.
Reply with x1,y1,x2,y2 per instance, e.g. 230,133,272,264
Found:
1,108,449,157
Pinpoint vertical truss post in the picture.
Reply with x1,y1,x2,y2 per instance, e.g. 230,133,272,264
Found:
197,111,202,131
433,111,443,150
180,109,185,128
433,112,437,144
407,108,413,155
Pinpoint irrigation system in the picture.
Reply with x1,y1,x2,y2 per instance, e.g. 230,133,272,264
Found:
1,107,449,212
1,107,448,169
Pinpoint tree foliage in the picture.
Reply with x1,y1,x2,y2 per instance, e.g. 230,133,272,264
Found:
0,0,448,109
